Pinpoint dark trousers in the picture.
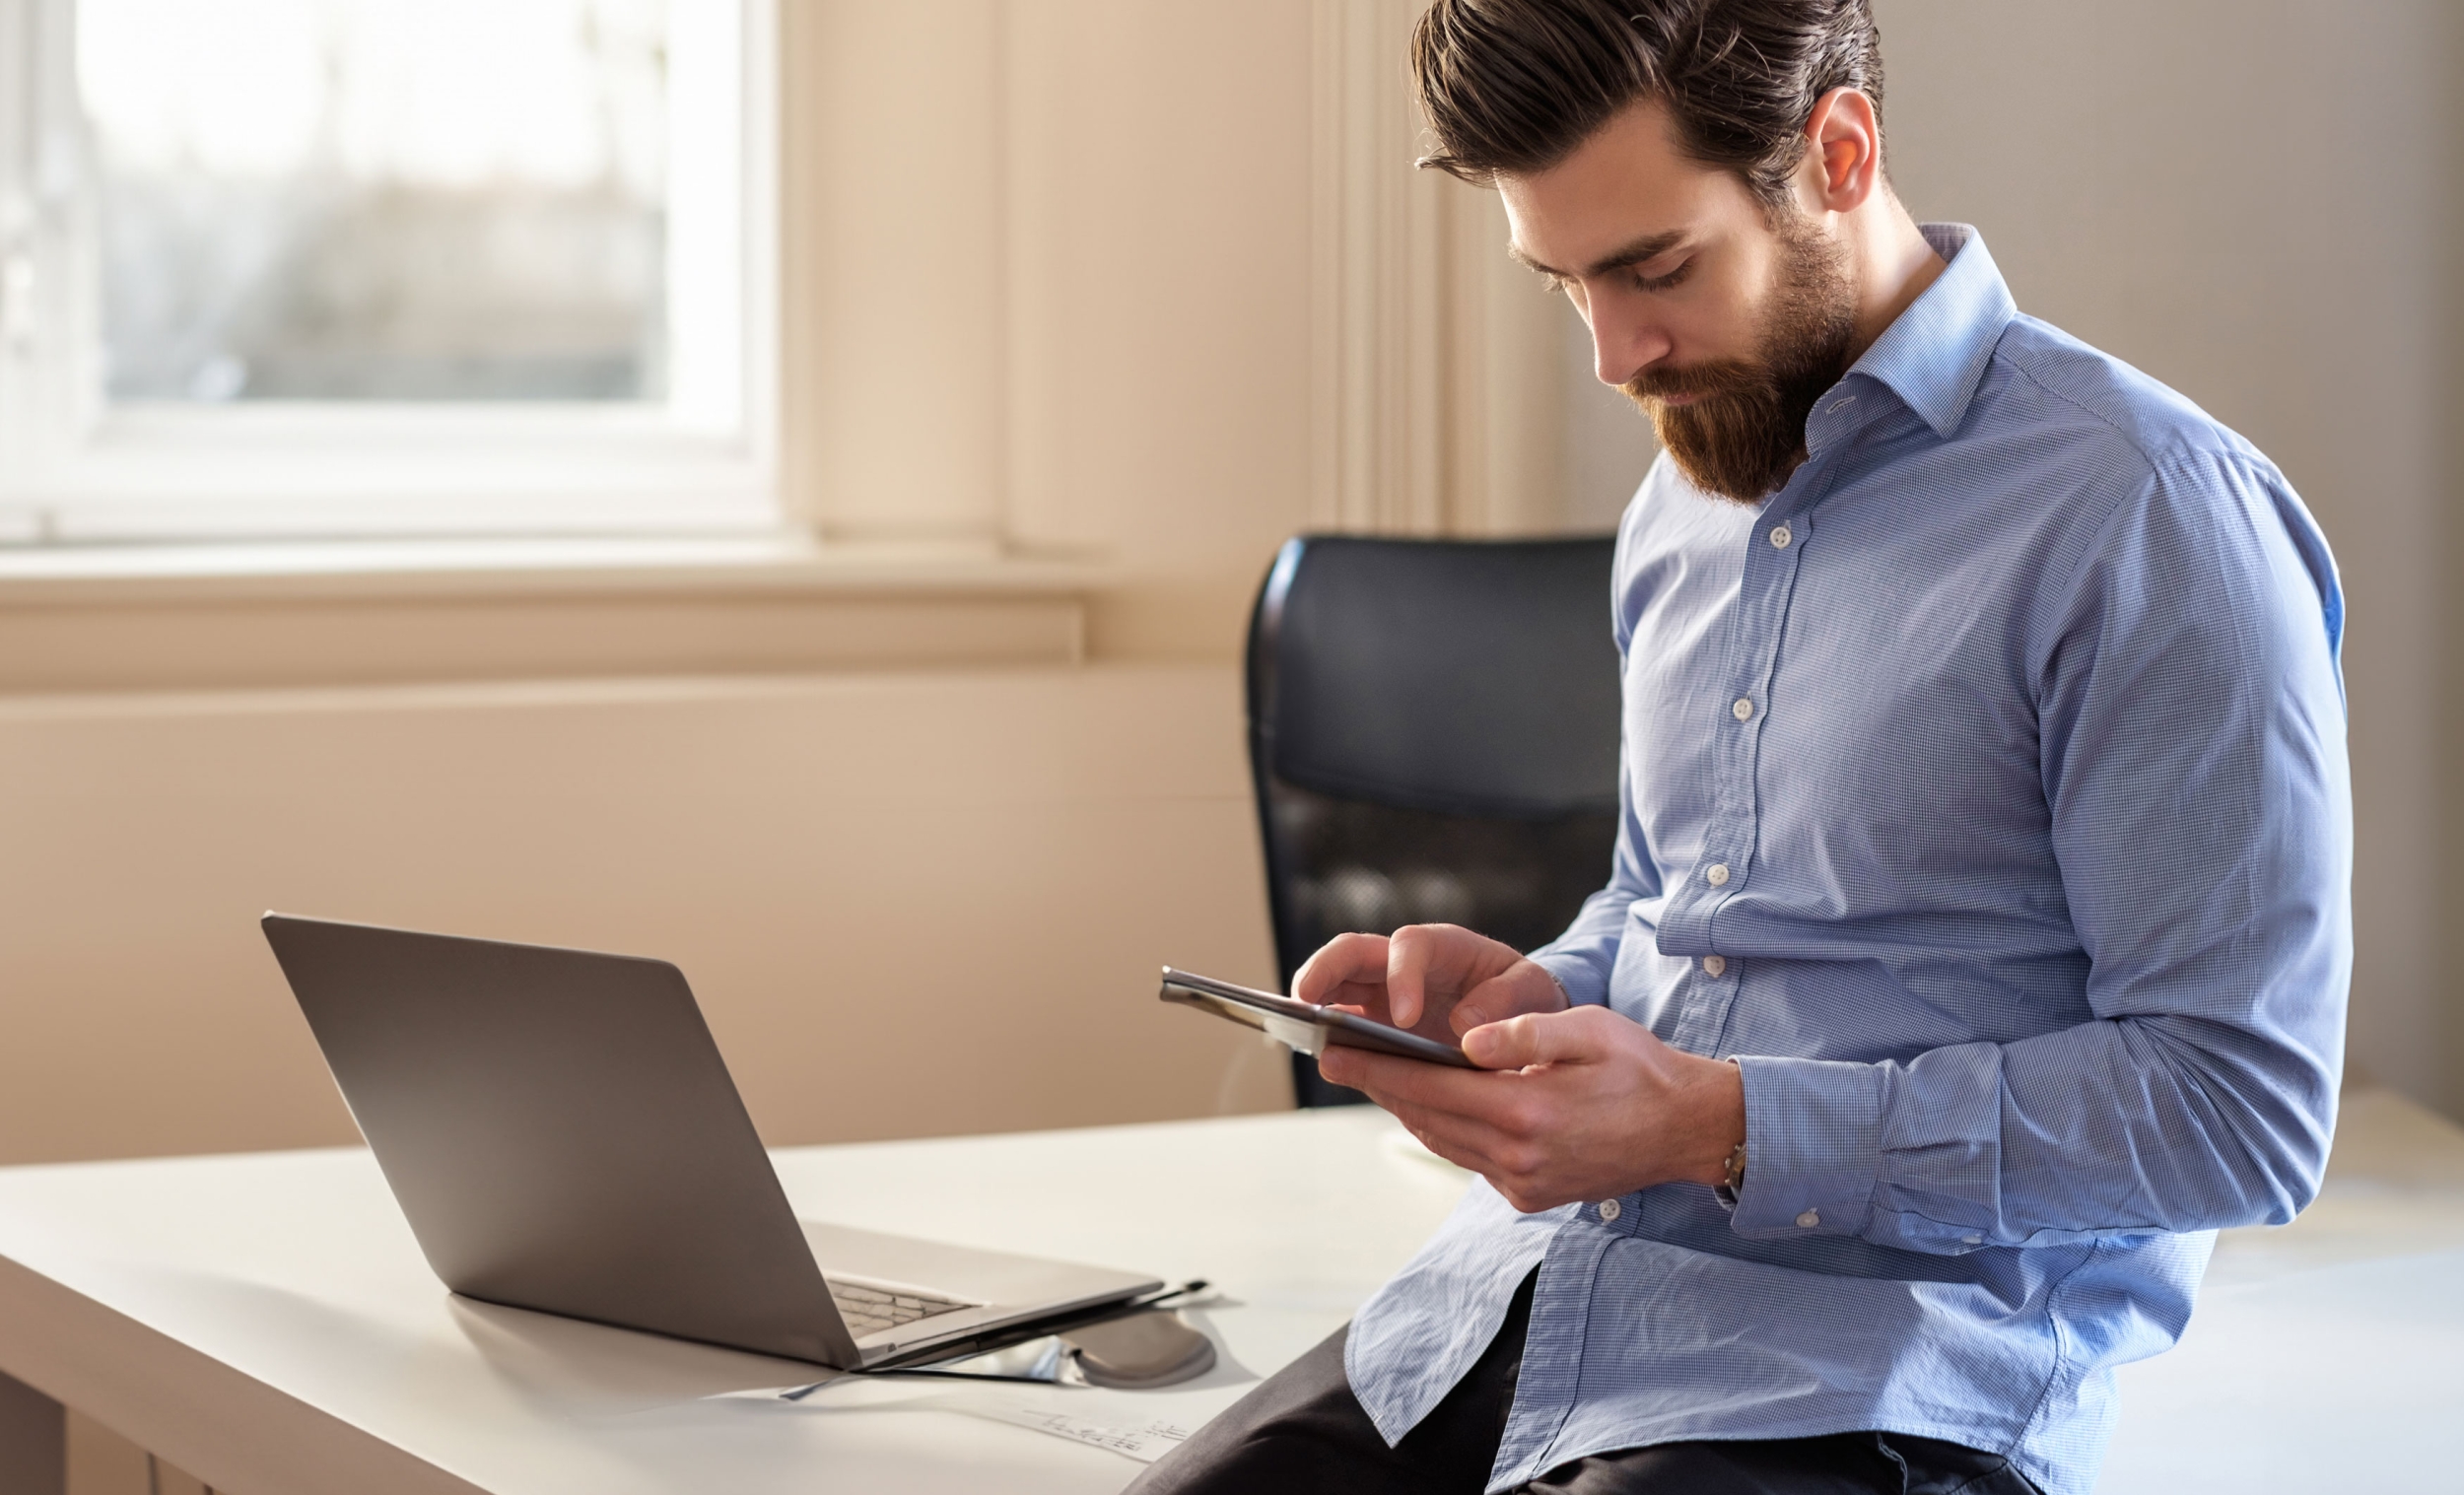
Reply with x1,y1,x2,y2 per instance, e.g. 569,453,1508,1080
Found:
1127,1272,2041,1495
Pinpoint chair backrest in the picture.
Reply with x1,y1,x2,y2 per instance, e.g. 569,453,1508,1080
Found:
1245,535,1623,1106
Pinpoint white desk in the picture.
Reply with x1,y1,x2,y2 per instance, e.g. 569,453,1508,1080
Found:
0,1092,2458,1495
0,1108,1463,1495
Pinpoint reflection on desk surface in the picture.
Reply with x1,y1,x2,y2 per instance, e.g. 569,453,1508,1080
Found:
2200,1084,2464,1287
2100,1086,2464,1494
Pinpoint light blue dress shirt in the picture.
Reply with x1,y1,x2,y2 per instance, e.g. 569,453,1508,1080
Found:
1341,226,2351,1495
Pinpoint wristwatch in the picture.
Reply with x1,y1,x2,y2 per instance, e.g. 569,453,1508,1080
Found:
1714,1058,1747,1207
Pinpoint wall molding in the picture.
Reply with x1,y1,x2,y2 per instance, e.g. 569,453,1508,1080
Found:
1309,0,1569,538
780,1,1584,573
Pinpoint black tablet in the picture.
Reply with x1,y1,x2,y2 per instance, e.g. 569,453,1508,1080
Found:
1157,967,1478,1068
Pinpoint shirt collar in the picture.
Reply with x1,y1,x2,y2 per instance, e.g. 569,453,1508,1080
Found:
1842,223,2017,440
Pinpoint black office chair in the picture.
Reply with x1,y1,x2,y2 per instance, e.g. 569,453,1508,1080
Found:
1245,535,1625,1108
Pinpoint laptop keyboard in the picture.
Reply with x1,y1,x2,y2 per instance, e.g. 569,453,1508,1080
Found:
827,1277,975,1337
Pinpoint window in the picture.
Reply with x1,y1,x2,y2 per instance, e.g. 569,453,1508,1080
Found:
0,0,777,544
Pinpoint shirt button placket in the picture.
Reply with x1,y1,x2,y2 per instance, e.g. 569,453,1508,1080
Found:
1679,510,1798,1054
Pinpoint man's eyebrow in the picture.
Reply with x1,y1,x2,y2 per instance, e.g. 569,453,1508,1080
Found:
1509,231,1687,281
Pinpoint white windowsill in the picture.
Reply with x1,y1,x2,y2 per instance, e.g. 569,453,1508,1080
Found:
0,532,1108,607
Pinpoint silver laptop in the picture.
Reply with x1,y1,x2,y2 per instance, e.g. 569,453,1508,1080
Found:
262,914,1160,1370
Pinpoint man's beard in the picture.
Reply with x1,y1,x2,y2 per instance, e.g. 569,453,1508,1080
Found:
1623,213,1859,505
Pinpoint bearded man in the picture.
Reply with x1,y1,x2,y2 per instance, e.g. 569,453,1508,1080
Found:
1130,2,2351,1494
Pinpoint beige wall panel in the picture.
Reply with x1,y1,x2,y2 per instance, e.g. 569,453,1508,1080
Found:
0,667,1290,1166
998,2,1086,556
1444,185,1575,537
1558,310,1661,532
788,0,1009,542
1874,0,2456,1109
997,1,1321,660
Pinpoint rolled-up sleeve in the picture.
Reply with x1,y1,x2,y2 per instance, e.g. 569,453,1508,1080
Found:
1730,453,2351,1252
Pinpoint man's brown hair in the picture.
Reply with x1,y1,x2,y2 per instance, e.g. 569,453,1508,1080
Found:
1410,0,1885,207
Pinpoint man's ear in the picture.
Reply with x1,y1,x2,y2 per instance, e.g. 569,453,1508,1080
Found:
1798,87,1883,215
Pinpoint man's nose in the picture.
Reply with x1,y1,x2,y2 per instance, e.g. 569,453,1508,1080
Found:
1590,298,1674,388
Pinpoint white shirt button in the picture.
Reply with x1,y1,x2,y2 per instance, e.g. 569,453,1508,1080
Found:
1598,1198,1622,1222
1704,862,1731,886
1732,697,1754,721
1962,1233,1985,1246
1769,524,1792,549
1701,955,1727,978
1795,1208,1821,1229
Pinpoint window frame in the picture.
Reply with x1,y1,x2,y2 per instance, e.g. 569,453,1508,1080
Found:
0,0,782,546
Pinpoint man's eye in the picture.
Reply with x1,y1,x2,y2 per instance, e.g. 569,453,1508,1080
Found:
1634,259,1693,293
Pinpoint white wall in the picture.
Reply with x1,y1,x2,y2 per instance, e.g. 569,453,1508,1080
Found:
1869,1,2458,1109
1542,1,2464,1112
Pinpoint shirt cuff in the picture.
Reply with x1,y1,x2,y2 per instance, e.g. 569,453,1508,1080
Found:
1730,1054,1884,1239
1532,952,1609,1007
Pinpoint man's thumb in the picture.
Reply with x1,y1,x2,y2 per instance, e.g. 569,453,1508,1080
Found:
1462,1011,1584,1070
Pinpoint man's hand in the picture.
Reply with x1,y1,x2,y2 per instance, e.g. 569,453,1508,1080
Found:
1316,1003,1746,1214
1292,924,1567,1042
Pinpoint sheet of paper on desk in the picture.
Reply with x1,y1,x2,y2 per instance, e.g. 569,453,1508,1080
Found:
710,1304,1287,1462
954,1401,1195,1462
711,1380,1205,1464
